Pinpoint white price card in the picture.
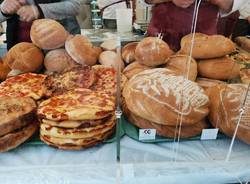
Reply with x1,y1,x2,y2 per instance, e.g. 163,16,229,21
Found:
139,129,156,141
201,128,219,140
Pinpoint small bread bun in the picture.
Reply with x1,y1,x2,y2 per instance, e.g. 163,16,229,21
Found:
44,49,78,73
4,42,44,72
65,35,98,66
122,42,138,64
135,37,174,66
164,55,197,81
99,51,124,71
30,19,68,50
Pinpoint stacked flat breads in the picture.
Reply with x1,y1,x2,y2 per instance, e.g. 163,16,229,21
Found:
123,68,210,138
38,88,116,150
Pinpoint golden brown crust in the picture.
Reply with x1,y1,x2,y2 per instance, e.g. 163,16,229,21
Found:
135,37,174,66
235,36,250,53
65,35,98,66
123,62,152,79
240,69,250,84
44,49,78,73
4,42,44,72
0,122,38,152
164,54,197,81
123,68,209,126
196,77,226,90
180,33,236,59
198,56,242,80
208,84,250,144
122,42,138,64
0,57,11,81
30,19,68,50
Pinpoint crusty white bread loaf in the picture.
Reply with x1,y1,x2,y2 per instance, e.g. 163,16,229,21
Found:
123,68,209,126
65,35,98,66
4,42,44,72
98,51,125,71
235,36,250,53
44,49,78,73
180,33,236,59
123,61,152,79
164,55,197,81
196,77,226,90
122,42,138,64
198,56,242,80
30,19,68,50
209,84,250,144
135,37,174,66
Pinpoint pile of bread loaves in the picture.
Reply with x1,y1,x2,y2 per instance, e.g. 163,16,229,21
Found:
122,33,250,144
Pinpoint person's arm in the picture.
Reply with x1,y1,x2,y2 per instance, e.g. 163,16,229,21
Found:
38,0,81,20
0,0,23,22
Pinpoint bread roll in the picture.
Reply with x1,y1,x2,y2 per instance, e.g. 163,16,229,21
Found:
240,69,250,84
0,57,11,80
122,42,138,64
198,56,242,80
123,68,209,126
235,36,250,53
4,42,44,72
30,19,68,50
209,84,250,144
100,39,117,51
164,55,197,81
44,49,78,73
123,61,152,79
135,37,174,66
65,35,98,66
196,77,226,90
180,33,236,59
99,51,125,71
93,46,103,58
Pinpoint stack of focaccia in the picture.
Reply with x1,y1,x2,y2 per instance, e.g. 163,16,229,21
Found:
37,88,116,150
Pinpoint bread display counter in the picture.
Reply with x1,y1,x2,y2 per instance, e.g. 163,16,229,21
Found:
0,17,250,183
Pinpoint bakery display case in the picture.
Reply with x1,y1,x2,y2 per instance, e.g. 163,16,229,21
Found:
0,0,250,183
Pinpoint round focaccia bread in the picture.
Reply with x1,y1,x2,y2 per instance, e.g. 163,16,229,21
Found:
42,115,112,129
209,84,250,144
0,73,49,100
40,128,113,150
126,110,208,138
40,116,115,139
38,88,115,121
0,96,36,137
45,66,96,94
123,68,209,126
91,65,127,95
0,122,38,152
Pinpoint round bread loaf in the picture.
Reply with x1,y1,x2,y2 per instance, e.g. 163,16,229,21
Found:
0,57,11,80
180,33,236,59
135,37,174,66
123,68,209,126
30,19,68,50
4,42,44,72
65,35,98,66
240,69,250,84
122,42,138,64
99,51,125,71
198,56,242,80
44,49,78,73
123,61,152,79
100,39,117,51
235,36,250,53
208,84,250,144
196,77,226,90
164,55,197,81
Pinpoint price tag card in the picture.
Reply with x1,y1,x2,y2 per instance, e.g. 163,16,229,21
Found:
139,129,156,141
201,128,219,140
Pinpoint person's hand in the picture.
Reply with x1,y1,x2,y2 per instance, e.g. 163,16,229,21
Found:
172,0,195,8
17,5,40,22
0,0,23,15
